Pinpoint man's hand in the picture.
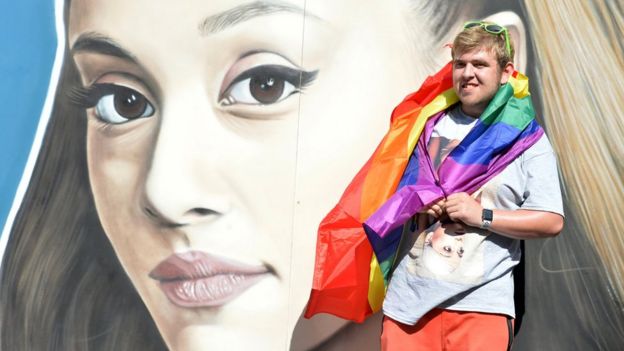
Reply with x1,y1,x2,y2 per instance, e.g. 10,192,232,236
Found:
421,198,446,219
423,192,563,239
445,192,482,228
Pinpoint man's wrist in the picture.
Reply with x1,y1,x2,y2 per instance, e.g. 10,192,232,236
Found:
481,208,494,229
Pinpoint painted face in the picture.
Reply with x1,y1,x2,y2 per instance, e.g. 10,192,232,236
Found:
423,224,465,274
452,47,511,117
425,226,464,268
68,0,441,349
431,226,464,258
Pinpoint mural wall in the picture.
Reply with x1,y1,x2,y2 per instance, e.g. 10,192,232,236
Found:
1,0,622,350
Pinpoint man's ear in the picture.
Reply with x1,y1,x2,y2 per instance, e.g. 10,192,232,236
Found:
482,11,527,72
500,61,515,85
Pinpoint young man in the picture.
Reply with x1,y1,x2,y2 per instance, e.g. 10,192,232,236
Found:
380,22,564,350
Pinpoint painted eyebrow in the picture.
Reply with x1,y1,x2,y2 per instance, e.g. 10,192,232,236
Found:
71,32,137,63
199,0,321,35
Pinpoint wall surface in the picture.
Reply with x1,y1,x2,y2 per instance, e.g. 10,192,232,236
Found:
1,1,623,350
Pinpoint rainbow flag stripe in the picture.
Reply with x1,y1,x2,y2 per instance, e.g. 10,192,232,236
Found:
305,63,543,322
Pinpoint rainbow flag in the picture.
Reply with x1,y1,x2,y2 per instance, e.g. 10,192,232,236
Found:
304,62,543,323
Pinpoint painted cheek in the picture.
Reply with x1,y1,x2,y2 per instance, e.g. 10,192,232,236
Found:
86,120,156,227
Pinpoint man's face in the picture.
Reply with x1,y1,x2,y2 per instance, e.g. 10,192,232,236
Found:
452,46,512,117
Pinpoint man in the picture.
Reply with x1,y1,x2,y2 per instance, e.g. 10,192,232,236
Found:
380,22,564,350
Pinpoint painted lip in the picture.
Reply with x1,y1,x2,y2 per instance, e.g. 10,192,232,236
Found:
149,251,271,308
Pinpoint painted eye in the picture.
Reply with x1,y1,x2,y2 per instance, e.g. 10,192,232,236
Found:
94,85,155,124
220,65,317,106
70,83,155,124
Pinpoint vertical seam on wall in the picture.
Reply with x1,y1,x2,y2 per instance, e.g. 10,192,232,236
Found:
286,0,307,349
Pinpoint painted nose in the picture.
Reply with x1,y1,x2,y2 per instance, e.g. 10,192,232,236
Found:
142,90,230,227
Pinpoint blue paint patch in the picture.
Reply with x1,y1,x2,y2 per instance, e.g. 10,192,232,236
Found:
0,0,57,234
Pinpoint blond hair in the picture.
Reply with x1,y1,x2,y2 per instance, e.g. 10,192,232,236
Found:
524,0,624,302
452,24,515,69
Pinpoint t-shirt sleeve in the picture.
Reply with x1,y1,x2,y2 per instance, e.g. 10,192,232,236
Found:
520,134,565,216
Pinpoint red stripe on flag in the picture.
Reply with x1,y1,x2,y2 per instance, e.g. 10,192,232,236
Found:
305,62,455,322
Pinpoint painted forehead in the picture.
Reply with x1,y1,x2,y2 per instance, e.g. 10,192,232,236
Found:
68,0,322,41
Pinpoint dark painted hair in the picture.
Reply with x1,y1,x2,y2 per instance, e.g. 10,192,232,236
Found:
0,1,166,350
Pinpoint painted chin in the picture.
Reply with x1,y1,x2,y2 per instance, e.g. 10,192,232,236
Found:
150,251,273,308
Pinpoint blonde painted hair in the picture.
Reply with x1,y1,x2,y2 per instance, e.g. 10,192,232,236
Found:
524,0,624,302
452,24,515,69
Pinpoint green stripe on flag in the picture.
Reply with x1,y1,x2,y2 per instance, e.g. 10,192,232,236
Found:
480,83,535,129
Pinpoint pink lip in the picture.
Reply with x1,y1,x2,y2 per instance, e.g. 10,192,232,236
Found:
149,251,271,308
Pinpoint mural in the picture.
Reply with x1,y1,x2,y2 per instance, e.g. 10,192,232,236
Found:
1,0,622,350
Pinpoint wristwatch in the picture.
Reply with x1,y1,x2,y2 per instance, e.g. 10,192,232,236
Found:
481,209,493,229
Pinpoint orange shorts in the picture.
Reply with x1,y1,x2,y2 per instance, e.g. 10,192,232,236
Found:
381,309,514,351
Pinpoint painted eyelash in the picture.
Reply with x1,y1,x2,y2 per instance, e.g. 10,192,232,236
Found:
232,65,318,88
220,65,319,102
68,83,118,108
299,70,318,89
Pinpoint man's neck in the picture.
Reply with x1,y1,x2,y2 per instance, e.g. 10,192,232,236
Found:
459,104,484,118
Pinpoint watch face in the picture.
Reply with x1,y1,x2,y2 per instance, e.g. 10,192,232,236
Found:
482,209,494,221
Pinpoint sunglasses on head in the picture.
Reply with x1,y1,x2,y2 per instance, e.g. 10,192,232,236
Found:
463,21,512,58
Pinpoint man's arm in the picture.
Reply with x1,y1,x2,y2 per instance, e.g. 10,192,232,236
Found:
444,192,564,239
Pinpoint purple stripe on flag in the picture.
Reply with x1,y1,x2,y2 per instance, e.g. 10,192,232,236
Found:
364,184,443,239
364,121,543,241
439,161,488,188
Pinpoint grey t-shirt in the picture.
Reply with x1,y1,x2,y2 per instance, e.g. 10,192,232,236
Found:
382,107,564,325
